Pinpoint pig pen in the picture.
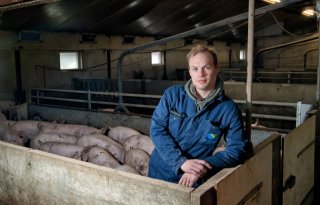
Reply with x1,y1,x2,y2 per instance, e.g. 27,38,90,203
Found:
0,105,318,205
0,133,280,205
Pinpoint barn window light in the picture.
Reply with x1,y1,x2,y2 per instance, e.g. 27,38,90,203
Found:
301,7,315,17
151,51,164,65
262,0,280,4
240,49,247,61
59,51,82,70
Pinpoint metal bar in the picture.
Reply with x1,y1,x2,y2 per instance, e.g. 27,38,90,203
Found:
249,113,296,121
116,0,304,110
30,96,89,103
88,90,91,111
246,0,255,141
234,100,297,107
94,92,161,99
90,101,156,109
317,3,320,108
32,88,162,98
36,90,39,105
32,88,88,94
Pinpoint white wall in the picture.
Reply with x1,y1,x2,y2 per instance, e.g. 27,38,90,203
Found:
0,30,239,100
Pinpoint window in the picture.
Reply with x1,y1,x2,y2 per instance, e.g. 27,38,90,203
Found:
239,49,247,61
151,51,164,65
59,51,82,70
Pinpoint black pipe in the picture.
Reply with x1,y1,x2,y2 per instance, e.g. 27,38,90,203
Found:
163,50,167,80
107,50,111,79
304,48,317,70
228,49,232,68
14,47,25,103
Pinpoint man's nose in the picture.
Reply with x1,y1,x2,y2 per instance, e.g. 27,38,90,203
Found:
198,68,206,76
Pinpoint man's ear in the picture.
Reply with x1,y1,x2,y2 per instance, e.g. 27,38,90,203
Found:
215,64,221,72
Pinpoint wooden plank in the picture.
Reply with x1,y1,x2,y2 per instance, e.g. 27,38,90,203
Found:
209,141,274,205
190,132,280,205
190,177,217,205
272,134,282,205
282,115,316,205
0,141,193,205
314,111,320,205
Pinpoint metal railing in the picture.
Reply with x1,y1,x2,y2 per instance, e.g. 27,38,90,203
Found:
220,70,317,84
29,88,313,128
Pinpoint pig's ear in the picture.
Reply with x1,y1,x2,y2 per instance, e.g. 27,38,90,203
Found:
80,145,94,162
102,126,110,135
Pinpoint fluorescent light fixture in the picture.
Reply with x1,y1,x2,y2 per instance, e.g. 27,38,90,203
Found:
302,7,315,17
262,0,281,4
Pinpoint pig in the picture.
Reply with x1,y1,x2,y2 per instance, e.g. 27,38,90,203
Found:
37,142,85,159
39,123,104,137
11,120,52,143
76,134,124,163
107,126,141,144
0,122,24,146
81,146,120,168
124,149,150,176
115,165,141,175
3,120,17,126
30,133,77,149
123,134,154,155
0,112,6,121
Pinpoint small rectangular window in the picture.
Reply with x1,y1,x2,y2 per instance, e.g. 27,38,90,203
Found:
239,49,247,61
59,51,82,70
151,51,164,65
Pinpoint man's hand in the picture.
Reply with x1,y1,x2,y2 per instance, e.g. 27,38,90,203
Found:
178,172,200,187
180,159,212,177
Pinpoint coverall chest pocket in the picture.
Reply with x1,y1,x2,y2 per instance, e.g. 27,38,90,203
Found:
168,109,186,138
200,121,223,145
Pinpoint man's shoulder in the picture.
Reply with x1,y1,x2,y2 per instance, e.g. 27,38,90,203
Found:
165,84,185,93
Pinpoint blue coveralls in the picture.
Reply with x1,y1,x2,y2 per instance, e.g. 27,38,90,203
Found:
148,85,253,186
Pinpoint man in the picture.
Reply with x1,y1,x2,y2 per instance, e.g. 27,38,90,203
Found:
148,44,253,187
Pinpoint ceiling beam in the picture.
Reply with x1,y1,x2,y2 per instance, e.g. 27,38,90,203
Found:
0,0,61,12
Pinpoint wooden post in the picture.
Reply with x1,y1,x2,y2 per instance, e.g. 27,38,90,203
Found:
246,0,255,141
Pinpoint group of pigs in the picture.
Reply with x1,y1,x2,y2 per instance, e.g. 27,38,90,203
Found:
0,112,154,176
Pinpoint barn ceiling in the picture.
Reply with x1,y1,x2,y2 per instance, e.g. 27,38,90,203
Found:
0,0,317,42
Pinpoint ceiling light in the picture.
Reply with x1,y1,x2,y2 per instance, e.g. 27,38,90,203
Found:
302,7,315,17
262,0,281,4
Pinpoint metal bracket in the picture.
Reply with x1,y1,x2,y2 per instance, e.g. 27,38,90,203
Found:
283,175,296,192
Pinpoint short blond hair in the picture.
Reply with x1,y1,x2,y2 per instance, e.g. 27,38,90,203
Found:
186,44,218,66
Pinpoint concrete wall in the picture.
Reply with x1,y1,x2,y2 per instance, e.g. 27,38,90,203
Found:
0,30,243,100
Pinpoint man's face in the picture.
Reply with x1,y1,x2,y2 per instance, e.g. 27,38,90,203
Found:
188,51,220,97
